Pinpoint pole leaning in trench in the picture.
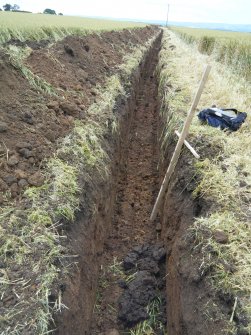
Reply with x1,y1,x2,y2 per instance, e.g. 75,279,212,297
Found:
150,65,211,222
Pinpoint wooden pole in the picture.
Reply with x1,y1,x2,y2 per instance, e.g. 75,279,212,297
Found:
166,4,170,27
150,65,211,222
174,130,200,159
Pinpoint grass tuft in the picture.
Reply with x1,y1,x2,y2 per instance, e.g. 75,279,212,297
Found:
129,297,167,335
6,45,57,95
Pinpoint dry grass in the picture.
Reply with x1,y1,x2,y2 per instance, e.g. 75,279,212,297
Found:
171,26,251,82
129,297,167,335
158,29,251,333
5,45,57,95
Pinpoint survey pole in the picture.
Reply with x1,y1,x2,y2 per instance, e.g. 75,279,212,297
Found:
150,65,211,222
166,3,170,27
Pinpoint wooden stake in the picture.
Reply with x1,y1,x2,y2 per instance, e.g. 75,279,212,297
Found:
150,65,211,222
230,297,238,322
174,130,200,159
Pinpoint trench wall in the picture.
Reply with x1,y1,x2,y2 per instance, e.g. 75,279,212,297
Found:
158,76,226,335
54,32,162,335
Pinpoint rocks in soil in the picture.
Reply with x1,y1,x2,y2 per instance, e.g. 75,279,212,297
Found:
28,171,44,187
7,155,19,167
0,178,8,191
16,142,32,151
18,179,28,188
47,101,60,112
213,230,229,244
0,122,8,132
59,101,79,116
15,142,34,158
18,148,33,158
118,243,166,329
2,175,17,185
21,111,34,125
10,183,19,197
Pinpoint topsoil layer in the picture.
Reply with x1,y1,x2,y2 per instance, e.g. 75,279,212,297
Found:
0,26,157,205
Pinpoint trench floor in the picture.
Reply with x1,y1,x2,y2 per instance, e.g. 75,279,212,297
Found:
90,41,162,334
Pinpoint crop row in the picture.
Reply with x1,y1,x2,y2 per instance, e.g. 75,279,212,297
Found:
171,26,251,82
0,12,145,44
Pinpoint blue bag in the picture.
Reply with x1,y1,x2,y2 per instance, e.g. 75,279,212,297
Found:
198,108,247,131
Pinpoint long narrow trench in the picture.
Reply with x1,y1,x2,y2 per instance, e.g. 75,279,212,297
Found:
90,39,162,334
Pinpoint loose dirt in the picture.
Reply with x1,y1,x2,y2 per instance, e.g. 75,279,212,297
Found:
0,27,156,204
89,34,165,334
1,26,238,335
0,26,161,335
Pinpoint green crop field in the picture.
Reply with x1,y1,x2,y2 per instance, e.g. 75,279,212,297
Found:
171,26,251,81
0,11,145,44
171,25,251,42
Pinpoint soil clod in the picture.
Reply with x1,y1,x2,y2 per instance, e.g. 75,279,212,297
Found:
119,243,167,329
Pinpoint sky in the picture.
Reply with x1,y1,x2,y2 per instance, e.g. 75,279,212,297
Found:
1,0,251,24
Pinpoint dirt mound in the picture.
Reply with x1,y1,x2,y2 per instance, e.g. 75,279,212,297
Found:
0,26,157,205
118,244,167,330
26,28,155,100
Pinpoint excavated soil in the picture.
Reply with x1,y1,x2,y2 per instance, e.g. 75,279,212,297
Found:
53,32,164,335
88,34,164,335
0,26,156,204
0,26,237,335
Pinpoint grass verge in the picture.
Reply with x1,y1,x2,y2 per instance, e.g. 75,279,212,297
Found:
158,28,251,333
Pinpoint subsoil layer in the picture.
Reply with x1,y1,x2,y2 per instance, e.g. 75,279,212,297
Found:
89,33,164,335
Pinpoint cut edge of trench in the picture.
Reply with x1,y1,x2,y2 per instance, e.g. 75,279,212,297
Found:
52,30,245,335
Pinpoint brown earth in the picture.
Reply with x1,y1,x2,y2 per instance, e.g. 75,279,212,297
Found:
89,32,162,335
0,26,157,204
54,31,163,335
0,26,239,335
160,148,237,335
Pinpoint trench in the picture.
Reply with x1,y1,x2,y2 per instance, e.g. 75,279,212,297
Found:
89,33,163,335
54,32,217,335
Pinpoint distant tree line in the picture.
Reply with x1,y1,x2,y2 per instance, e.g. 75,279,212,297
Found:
43,9,63,15
0,3,63,14
1,3,20,11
